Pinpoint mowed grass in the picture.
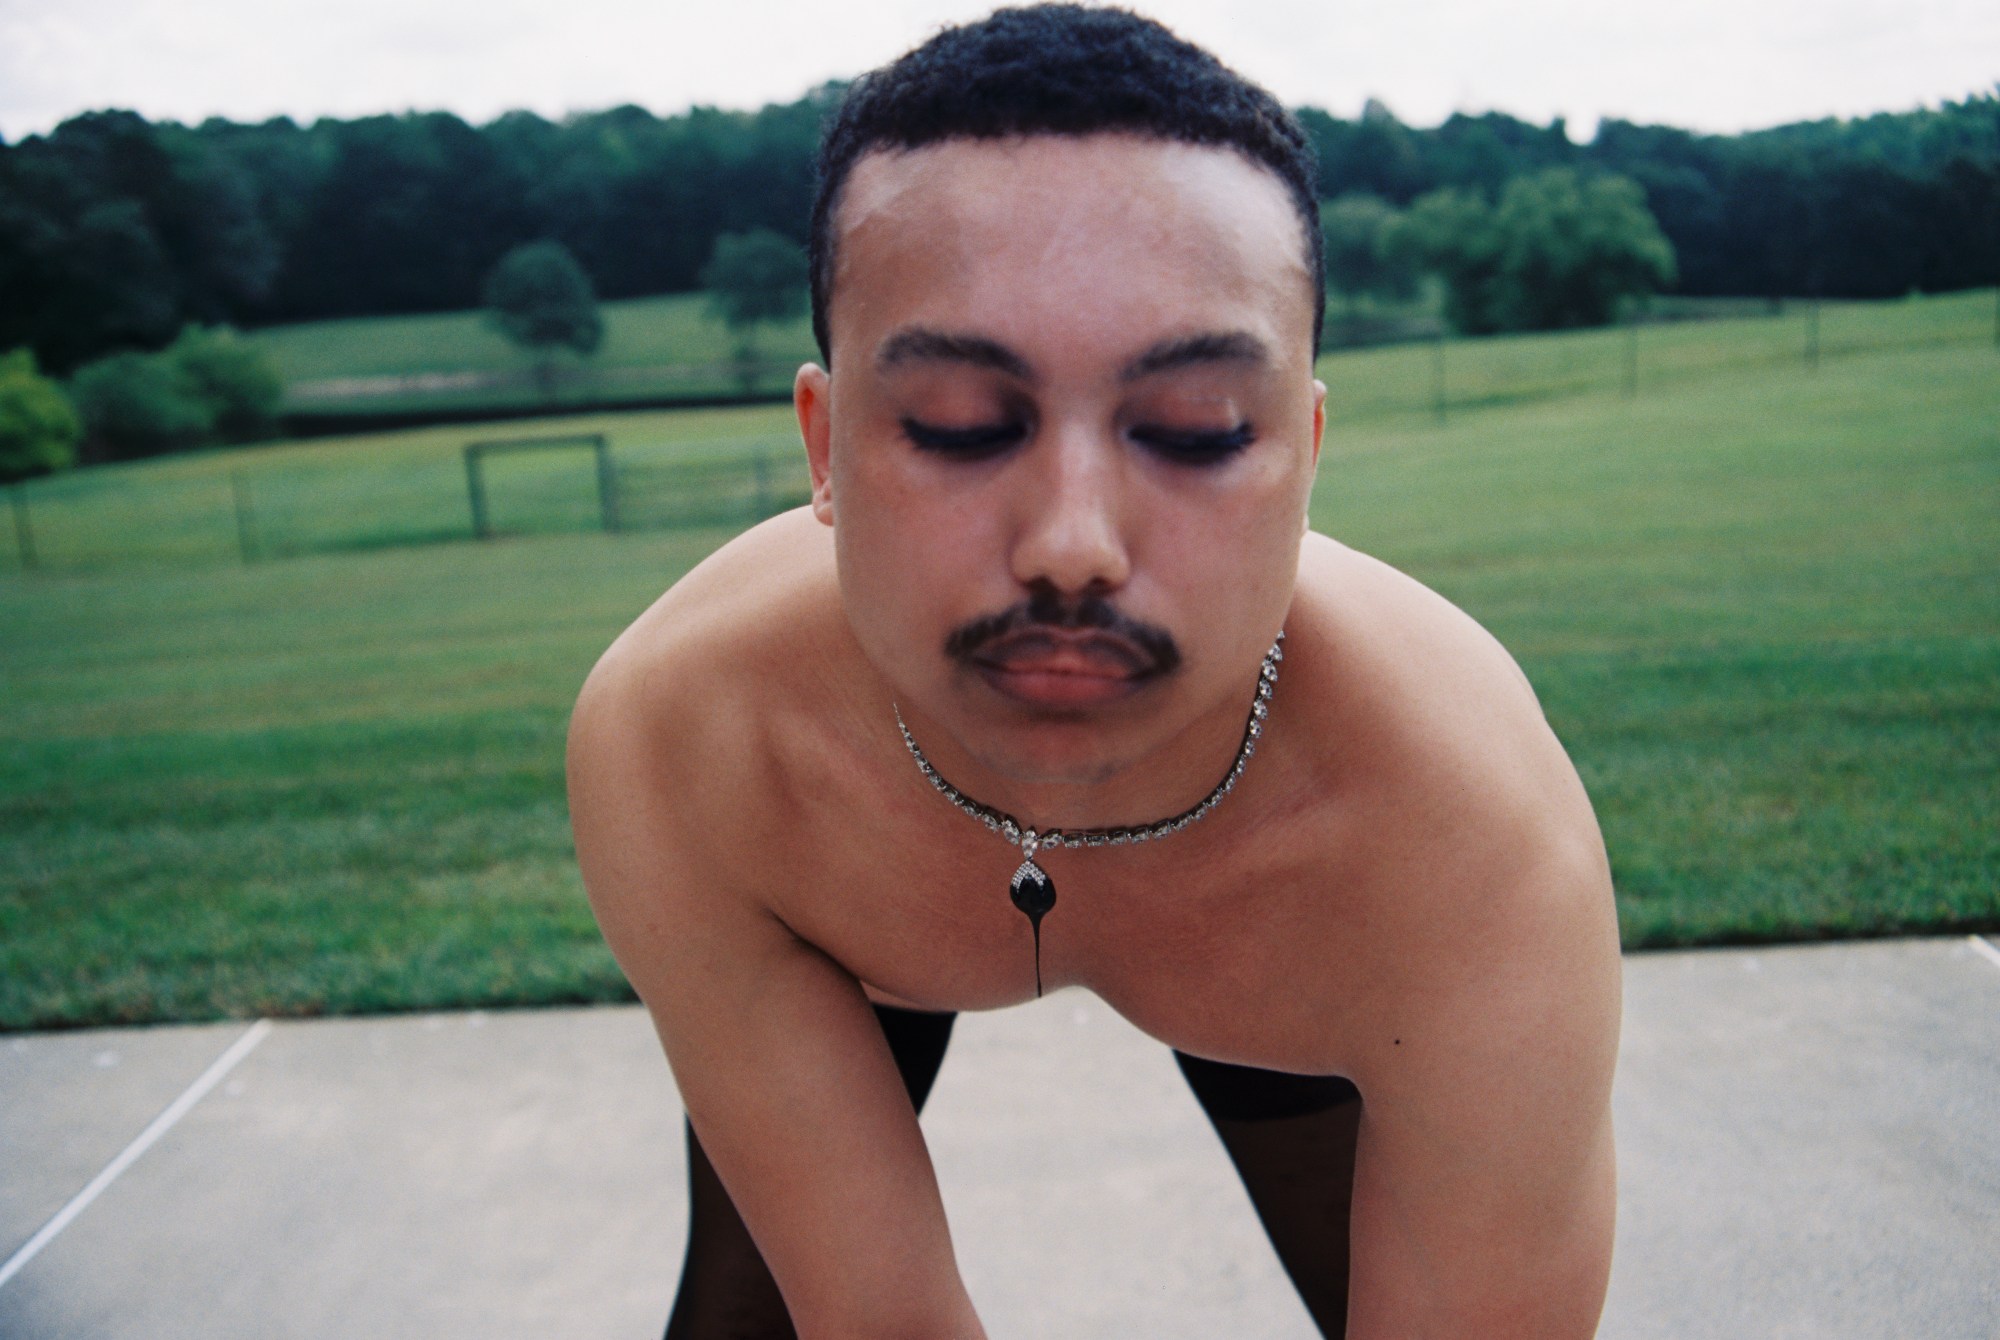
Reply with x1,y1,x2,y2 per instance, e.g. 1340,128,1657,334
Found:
1,404,807,569
2,292,1995,1028
252,292,821,412
255,292,819,381
1313,318,1998,950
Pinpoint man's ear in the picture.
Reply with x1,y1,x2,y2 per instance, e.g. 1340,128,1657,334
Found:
796,363,834,526
1310,378,1326,468
1304,378,1327,537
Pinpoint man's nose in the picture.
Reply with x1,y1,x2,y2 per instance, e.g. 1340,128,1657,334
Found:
1007,424,1132,596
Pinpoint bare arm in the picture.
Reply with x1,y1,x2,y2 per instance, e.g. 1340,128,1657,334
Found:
1345,836,1623,1339
568,645,985,1340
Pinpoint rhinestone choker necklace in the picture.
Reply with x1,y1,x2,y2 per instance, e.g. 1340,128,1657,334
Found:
894,631,1283,996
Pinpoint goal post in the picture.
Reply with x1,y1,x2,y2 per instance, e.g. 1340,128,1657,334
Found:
462,434,617,539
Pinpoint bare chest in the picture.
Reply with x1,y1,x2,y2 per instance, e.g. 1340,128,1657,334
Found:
763,796,1408,1077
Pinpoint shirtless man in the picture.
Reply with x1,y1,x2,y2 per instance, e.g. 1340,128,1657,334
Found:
568,7,1622,1337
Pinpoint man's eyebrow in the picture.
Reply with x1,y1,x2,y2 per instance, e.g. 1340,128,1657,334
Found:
1121,331,1270,381
875,328,1035,380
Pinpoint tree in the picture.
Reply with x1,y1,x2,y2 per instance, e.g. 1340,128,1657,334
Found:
66,324,285,461
0,111,278,374
701,228,808,391
168,325,282,442
482,240,604,400
68,349,215,460
1393,169,1677,334
1319,193,1419,316
1387,187,1505,334
0,350,81,482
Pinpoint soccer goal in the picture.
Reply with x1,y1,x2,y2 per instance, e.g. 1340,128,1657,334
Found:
462,434,617,539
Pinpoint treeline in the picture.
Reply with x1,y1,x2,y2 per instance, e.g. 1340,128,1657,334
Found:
1303,99,2000,300
2,87,1995,373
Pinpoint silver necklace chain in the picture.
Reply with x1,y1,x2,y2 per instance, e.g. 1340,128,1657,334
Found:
895,630,1283,856
893,630,1284,995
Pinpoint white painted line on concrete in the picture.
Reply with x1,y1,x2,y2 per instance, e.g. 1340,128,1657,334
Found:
1970,935,2000,975
0,1018,273,1292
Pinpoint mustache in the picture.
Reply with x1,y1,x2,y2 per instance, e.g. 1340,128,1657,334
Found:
943,589,1182,676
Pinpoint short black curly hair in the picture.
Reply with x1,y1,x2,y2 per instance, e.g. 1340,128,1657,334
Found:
809,4,1323,365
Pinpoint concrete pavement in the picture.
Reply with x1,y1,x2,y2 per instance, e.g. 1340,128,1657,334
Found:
3,937,1996,1338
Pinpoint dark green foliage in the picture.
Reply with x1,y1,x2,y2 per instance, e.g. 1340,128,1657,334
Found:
1319,193,1419,310
272,112,528,320
483,240,604,357
1298,100,1431,203
0,349,81,481
0,111,278,374
1395,169,1677,334
703,230,809,387
69,350,216,459
1590,104,2000,298
0,89,1993,371
702,228,809,334
68,325,283,459
166,325,282,442
1309,93,1999,303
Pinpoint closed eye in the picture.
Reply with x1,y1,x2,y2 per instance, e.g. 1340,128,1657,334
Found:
1129,422,1256,464
901,417,1027,456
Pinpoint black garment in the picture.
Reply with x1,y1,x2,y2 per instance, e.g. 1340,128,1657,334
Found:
1173,1050,1363,1336
663,1003,1361,1340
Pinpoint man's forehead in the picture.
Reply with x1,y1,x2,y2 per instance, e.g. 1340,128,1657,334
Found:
837,131,1294,227
828,133,1314,363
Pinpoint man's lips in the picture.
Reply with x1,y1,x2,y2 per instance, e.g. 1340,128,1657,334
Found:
971,631,1156,677
969,632,1162,706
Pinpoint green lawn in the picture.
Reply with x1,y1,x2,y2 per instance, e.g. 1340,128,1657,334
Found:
2,404,806,568
2,292,1994,1029
251,292,821,413
1315,324,1997,949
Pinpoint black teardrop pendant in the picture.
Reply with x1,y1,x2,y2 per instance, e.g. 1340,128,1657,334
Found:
1009,860,1057,997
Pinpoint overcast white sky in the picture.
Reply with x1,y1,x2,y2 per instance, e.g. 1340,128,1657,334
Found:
1,0,1994,143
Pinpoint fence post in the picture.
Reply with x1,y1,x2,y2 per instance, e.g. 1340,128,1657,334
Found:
464,445,491,540
594,436,620,534
231,470,260,565
10,485,36,571
1430,335,1448,425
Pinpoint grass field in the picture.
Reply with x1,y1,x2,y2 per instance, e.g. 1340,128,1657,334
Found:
2,406,809,569
2,292,1995,1029
253,292,821,413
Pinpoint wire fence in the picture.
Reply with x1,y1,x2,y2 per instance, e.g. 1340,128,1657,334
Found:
0,439,812,573
3,292,1992,575
1320,292,1997,426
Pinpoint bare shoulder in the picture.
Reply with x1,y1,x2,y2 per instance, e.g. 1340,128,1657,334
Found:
575,506,839,726
571,507,840,785
566,508,846,968
1289,530,1619,1052
1290,529,1612,936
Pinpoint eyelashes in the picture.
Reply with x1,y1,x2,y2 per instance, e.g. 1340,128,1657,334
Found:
900,417,1026,455
900,417,1256,464
1129,422,1257,462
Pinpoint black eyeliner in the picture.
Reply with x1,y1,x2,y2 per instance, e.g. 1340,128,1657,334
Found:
901,417,1026,454
1130,422,1257,462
